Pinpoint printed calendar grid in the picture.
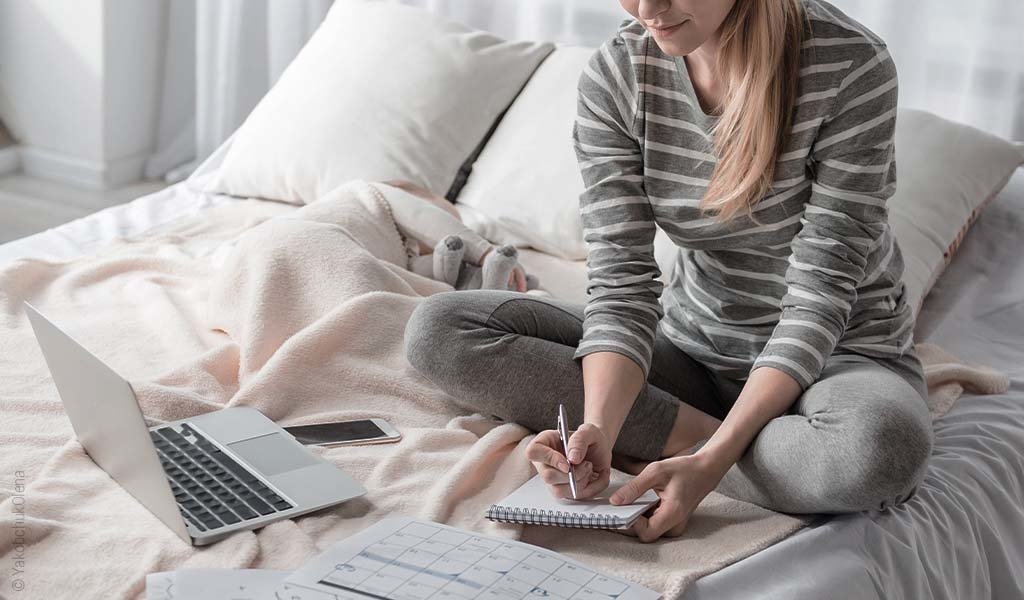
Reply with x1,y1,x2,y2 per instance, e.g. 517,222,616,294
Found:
316,521,633,600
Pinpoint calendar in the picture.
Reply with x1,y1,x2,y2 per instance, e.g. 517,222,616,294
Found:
275,517,659,600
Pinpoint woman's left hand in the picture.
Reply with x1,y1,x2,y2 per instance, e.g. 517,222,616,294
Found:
610,452,729,542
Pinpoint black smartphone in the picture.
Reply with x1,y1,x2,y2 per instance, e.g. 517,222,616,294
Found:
283,419,401,447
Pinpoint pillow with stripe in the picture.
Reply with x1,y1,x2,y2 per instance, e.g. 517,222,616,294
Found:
886,109,1024,319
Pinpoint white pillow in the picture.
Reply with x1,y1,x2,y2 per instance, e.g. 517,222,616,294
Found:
887,110,1024,318
455,46,594,259
206,1,553,205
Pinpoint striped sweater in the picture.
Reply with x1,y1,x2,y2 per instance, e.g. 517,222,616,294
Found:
571,0,914,391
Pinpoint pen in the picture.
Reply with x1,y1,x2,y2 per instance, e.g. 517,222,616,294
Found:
557,403,578,500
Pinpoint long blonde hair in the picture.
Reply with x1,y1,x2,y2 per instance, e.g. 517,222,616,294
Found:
700,0,805,223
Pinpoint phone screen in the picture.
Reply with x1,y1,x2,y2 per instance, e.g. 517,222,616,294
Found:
284,420,388,445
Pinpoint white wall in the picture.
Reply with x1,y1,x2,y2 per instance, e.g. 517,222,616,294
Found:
0,0,166,189
0,0,105,160
0,120,12,146
104,0,165,172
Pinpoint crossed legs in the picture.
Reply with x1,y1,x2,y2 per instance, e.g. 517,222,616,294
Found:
405,290,933,514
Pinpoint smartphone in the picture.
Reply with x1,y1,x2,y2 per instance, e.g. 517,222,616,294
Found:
283,419,401,447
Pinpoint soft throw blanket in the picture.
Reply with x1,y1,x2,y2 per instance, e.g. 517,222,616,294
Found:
916,342,1010,420
0,181,1006,599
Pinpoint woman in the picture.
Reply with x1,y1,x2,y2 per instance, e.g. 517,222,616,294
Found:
405,0,933,542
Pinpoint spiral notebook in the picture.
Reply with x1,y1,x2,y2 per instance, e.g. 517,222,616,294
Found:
486,473,660,530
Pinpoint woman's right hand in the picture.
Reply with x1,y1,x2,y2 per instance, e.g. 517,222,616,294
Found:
525,423,613,499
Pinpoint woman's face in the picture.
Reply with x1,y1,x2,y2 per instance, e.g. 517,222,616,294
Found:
618,0,737,56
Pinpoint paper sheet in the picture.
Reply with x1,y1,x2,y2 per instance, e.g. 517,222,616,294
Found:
277,517,659,600
145,569,290,600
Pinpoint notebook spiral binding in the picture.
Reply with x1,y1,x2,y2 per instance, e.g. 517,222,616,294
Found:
485,506,621,529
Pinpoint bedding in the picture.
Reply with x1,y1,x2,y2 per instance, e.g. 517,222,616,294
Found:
0,181,238,266
0,176,1009,599
454,46,594,260
205,1,553,205
0,1,1017,591
0,181,808,598
681,168,1024,600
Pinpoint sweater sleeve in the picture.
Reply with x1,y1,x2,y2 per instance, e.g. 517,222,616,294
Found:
571,42,664,377
752,46,900,389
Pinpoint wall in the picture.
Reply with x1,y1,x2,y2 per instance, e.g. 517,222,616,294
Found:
0,119,15,175
0,0,165,189
0,120,12,146
103,0,164,179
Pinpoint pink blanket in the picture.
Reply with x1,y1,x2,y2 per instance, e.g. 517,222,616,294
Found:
0,181,1005,599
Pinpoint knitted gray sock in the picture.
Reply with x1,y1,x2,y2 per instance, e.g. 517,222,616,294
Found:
433,235,465,287
481,245,518,290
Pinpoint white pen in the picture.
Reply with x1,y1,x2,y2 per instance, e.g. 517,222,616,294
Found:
557,403,578,500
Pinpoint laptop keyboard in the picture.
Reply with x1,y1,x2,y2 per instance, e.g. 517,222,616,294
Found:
150,425,294,532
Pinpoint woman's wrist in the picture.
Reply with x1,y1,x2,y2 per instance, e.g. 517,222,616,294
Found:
690,403,757,474
588,421,618,445
693,429,746,475
580,352,645,448
693,367,803,475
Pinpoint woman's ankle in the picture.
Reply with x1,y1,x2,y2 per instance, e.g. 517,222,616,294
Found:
660,410,722,458
611,454,650,476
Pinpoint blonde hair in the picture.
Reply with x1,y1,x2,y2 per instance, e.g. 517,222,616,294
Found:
700,0,805,223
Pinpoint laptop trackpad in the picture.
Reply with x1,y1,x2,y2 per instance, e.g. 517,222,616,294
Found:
228,433,317,476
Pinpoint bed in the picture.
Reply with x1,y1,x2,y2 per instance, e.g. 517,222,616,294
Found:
683,168,1024,599
1,159,1021,598
2,2,1022,598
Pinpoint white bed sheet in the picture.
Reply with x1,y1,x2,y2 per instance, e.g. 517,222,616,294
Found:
521,170,1024,598
683,168,1024,600
0,179,239,266
3,168,1022,599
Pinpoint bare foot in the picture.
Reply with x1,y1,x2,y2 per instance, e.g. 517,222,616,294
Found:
613,438,711,477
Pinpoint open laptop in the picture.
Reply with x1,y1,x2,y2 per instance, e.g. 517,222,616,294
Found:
24,302,366,546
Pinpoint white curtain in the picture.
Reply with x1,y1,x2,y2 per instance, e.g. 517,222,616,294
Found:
145,0,1023,181
145,0,333,181
828,0,1024,143
398,0,624,47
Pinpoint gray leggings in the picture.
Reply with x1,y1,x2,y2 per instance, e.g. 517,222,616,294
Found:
404,290,934,514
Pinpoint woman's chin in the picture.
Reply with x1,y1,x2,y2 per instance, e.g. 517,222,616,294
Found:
645,21,704,57
649,35,702,58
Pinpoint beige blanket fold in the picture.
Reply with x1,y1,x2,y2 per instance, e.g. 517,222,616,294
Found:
0,180,1007,600
915,342,1010,420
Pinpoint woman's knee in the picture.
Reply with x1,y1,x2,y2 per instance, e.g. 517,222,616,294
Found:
868,396,933,507
828,391,934,511
404,291,473,383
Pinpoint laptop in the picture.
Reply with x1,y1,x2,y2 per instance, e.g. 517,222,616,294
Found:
24,302,366,546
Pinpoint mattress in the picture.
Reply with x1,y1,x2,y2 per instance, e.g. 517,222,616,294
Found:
2,169,1022,598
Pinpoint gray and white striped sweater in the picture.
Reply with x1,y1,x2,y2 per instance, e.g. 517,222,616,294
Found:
571,0,914,390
